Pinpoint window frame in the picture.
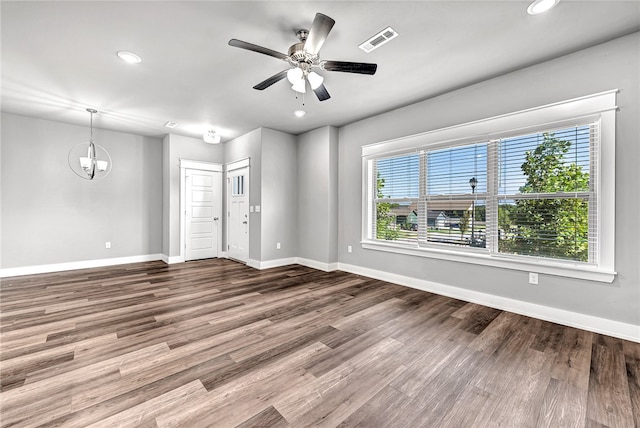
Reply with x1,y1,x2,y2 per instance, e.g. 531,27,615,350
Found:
361,90,617,283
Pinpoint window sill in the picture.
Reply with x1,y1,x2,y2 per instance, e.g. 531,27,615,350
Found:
361,240,616,283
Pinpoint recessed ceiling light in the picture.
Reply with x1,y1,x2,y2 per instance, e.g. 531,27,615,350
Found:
527,0,560,15
116,51,142,64
293,110,306,118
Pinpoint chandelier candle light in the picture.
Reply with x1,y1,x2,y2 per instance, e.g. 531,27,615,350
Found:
68,108,112,180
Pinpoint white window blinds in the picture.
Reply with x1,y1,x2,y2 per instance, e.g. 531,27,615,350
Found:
494,123,597,263
368,121,599,264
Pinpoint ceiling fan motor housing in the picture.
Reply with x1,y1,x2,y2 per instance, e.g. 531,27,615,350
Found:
288,41,318,66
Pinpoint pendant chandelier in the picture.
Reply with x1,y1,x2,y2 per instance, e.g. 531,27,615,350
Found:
68,108,112,180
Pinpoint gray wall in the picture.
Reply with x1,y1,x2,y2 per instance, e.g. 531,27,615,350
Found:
297,126,339,265
1,113,163,268
327,126,339,264
162,135,171,257
224,127,298,263
163,133,224,258
261,128,298,261
337,33,640,326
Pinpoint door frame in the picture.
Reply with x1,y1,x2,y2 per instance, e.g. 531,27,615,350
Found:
225,158,250,261
179,159,223,263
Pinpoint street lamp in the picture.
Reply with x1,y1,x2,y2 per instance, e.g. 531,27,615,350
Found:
469,177,477,245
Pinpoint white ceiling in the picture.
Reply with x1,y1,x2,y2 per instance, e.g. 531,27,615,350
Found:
2,1,639,142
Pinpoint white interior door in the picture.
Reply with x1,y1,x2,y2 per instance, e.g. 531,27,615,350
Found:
185,168,221,261
227,165,249,263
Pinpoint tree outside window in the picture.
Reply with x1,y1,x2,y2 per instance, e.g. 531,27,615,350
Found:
498,132,590,262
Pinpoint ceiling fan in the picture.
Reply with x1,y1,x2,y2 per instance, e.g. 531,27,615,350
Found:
228,13,377,101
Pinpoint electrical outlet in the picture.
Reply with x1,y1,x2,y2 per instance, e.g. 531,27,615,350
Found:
276,242,281,250
529,272,538,285
105,242,111,249
348,245,353,253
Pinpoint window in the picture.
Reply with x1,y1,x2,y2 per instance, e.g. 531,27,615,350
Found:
362,91,617,282
232,175,245,196
373,153,420,241
496,126,595,263
424,142,488,248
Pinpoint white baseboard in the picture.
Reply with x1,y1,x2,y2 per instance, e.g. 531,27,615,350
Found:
248,257,297,270
0,254,164,278
161,255,185,264
245,257,338,272
295,258,339,272
337,262,640,343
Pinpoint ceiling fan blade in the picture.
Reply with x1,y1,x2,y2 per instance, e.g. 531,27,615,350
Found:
228,39,288,60
313,84,331,101
253,70,289,90
322,60,377,75
303,13,335,55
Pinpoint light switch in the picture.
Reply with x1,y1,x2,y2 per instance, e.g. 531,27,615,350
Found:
249,206,254,213
255,205,261,212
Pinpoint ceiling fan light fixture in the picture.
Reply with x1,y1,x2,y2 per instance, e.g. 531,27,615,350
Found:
307,71,324,90
527,0,560,15
286,67,303,85
293,110,306,118
291,79,306,93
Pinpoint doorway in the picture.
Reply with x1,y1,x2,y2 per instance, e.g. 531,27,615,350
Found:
226,159,249,263
180,160,222,262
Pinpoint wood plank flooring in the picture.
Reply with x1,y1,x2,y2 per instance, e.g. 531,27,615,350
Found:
1,259,638,427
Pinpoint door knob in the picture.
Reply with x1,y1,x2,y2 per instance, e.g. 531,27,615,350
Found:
242,221,247,224
214,217,219,220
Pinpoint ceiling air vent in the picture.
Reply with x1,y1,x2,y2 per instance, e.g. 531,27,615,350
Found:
358,26,398,53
